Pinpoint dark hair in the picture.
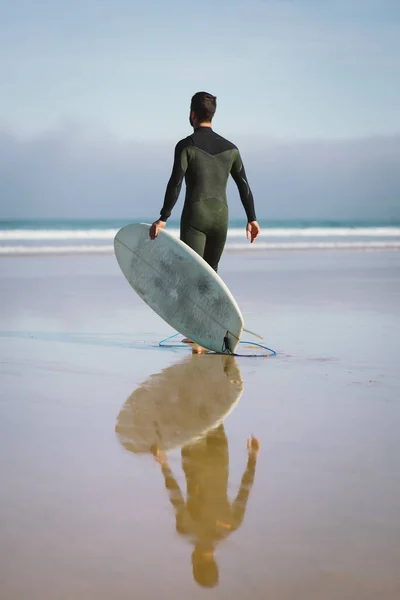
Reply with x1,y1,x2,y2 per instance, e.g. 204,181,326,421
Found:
190,91,217,122
192,551,219,588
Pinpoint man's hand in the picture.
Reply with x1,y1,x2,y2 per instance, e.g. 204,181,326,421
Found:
247,436,260,458
246,221,260,243
149,220,166,240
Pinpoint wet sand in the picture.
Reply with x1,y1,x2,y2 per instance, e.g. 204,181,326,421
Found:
0,250,399,599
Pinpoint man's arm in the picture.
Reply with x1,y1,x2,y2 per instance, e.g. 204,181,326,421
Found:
149,140,189,240
153,448,186,513
152,448,195,535
159,139,189,222
231,437,259,530
230,150,260,243
230,149,257,223
160,462,186,513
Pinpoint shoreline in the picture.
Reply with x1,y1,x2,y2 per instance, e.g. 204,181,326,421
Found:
1,246,400,257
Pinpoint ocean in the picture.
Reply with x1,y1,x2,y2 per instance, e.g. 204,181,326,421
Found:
1,219,400,255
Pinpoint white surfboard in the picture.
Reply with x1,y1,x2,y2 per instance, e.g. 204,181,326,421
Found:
114,223,244,354
115,354,243,453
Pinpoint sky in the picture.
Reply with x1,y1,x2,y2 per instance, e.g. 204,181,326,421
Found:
1,0,399,221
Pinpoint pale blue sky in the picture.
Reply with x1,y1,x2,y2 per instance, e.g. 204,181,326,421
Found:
1,0,399,140
1,0,399,220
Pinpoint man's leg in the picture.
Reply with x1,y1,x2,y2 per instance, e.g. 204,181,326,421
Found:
203,226,228,273
180,222,207,258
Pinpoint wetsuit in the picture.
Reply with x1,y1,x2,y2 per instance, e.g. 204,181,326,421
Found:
159,127,256,272
159,424,257,551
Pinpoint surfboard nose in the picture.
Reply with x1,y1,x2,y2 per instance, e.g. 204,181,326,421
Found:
114,223,151,248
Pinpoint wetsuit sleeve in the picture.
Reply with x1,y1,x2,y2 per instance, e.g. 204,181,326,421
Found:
159,139,189,222
160,462,185,512
231,454,257,530
159,462,193,534
230,150,257,222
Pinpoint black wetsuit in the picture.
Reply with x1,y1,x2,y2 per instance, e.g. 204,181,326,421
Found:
159,127,256,272
159,424,257,558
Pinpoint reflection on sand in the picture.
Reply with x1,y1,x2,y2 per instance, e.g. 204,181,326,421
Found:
115,354,244,453
116,354,260,589
155,426,260,588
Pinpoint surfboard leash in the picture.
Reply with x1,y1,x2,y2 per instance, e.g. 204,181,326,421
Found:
158,332,276,358
222,333,276,357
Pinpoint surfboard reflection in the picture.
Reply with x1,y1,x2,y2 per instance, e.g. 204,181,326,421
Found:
115,353,243,453
116,354,260,589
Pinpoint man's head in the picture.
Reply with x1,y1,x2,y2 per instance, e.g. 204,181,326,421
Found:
191,546,219,588
190,91,217,128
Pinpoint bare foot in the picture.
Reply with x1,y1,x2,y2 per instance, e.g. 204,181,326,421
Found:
182,337,194,344
192,345,207,354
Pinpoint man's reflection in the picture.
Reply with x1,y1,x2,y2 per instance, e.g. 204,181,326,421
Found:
153,425,260,588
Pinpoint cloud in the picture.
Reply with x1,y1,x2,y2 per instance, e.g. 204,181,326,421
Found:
0,126,399,222
240,135,400,221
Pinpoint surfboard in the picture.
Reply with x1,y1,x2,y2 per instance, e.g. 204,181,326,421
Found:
114,223,244,354
115,354,243,453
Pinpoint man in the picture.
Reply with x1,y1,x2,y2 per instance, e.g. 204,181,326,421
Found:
153,424,260,588
149,91,260,273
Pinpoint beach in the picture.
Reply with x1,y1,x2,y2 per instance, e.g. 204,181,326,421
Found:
1,248,399,599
